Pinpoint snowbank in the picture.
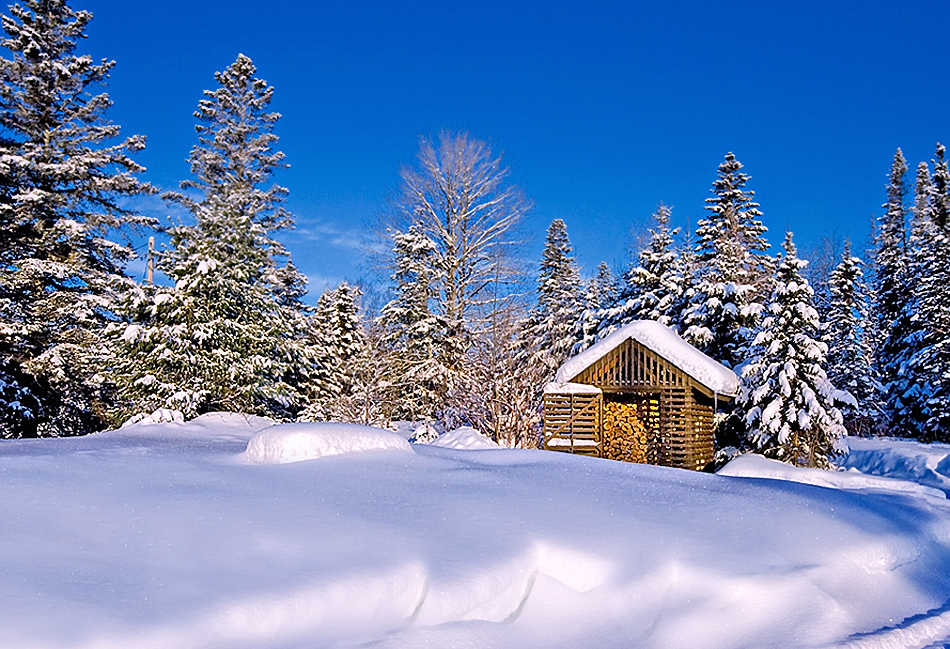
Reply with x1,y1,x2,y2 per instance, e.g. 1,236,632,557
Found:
429,426,500,449
243,422,412,464
841,437,950,497
2,419,950,648
719,452,947,500
555,320,740,396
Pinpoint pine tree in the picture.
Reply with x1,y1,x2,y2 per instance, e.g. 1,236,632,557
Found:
874,148,909,425
684,153,772,368
0,0,152,437
109,54,309,422
739,233,848,468
823,241,881,435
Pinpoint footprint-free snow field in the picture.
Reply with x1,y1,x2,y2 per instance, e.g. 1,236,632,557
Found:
2,414,950,649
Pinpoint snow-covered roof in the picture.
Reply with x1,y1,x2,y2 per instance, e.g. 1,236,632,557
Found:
554,320,740,397
542,382,603,395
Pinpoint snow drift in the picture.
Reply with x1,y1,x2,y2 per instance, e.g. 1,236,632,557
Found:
1,416,950,648
243,422,412,464
429,426,500,449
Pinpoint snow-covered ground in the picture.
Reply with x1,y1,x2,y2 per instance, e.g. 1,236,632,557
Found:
2,416,950,649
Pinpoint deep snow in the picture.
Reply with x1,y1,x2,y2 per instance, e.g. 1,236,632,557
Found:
1,416,949,648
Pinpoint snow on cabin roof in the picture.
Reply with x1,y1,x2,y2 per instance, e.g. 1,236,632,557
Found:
543,381,603,395
554,320,740,397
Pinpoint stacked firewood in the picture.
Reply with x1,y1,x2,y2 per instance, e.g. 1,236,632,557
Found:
602,401,649,463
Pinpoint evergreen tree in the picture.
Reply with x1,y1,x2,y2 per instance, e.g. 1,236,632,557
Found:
874,148,909,419
109,55,309,422
0,0,152,437
302,282,368,422
526,218,584,375
739,233,848,468
684,153,772,368
574,262,614,355
910,148,950,441
883,162,936,438
377,227,452,422
932,143,950,230
593,261,618,308
822,241,881,435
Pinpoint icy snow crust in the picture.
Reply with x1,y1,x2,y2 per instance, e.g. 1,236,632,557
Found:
2,420,950,648
554,320,741,396
244,422,412,464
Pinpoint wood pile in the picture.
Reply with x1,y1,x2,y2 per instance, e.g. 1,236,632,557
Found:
602,401,649,463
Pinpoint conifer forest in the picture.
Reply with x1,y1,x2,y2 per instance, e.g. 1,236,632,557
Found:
2,0,949,471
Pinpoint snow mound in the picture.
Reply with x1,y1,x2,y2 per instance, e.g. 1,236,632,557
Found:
243,422,412,464
555,320,740,396
121,408,184,427
430,426,500,449
841,437,950,497
719,453,947,500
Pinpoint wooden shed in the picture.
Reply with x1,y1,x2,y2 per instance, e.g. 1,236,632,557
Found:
543,321,739,471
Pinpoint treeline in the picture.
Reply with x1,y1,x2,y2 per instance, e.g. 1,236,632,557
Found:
2,1,948,466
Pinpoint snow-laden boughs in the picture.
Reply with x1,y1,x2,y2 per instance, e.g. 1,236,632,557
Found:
377,227,455,422
739,233,848,468
0,0,153,437
524,218,584,376
903,146,950,441
822,241,882,435
108,55,310,423
300,282,371,423
873,149,909,406
595,204,688,342
683,153,772,368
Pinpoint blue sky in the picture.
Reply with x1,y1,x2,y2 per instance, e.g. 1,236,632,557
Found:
82,0,950,297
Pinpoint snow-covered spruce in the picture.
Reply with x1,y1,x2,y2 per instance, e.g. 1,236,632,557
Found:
683,152,772,369
108,55,311,423
524,218,584,378
822,241,882,435
595,204,689,345
377,227,454,423
738,233,849,468
0,0,153,438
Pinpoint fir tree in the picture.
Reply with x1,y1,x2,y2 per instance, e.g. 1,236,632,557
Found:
822,241,881,435
526,219,584,375
109,55,309,422
0,0,152,437
874,148,909,419
302,282,368,422
739,233,848,468
684,153,771,368
909,148,950,441
932,143,950,230
884,162,936,438
377,227,453,422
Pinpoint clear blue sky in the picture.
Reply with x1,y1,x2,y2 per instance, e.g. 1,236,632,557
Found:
81,0,950,296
